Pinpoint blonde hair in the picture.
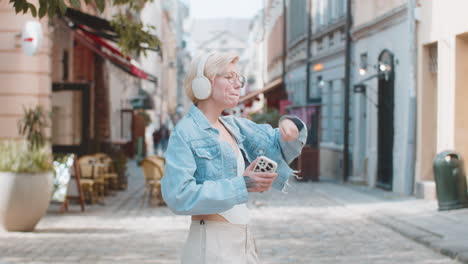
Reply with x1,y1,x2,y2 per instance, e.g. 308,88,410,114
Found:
184,51,239,104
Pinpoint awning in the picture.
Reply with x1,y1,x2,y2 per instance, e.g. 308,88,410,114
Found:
64,8,161,56
238,77,283,104
73,24,158,84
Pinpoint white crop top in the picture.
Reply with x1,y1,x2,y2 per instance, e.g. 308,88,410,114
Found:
218,143,250,224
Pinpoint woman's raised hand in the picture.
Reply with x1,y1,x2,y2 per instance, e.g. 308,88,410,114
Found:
243,158,278,193
279,118,299,142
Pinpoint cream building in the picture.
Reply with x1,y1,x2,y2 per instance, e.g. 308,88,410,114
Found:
1,2,164,158
0,1,52,140
239,10,267,115
415,0,468,199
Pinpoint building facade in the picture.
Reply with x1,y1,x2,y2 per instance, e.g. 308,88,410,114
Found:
261,0,288,112
0,2,172,159
311,0,348,181
239,10,267,116
350,0,416,194
0,2,52,140
415,0,468,199
140,0,190,154
174,1,191,121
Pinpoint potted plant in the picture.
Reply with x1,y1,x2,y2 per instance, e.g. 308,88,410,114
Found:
108,145,129,190
0,106,53,232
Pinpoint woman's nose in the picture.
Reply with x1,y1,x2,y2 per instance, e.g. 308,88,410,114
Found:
233,79,242,89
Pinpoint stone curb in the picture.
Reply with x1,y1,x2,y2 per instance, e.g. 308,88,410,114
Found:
369,214,468,263
316,183,468,264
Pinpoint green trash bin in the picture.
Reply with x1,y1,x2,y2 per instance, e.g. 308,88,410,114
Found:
433,151,468,210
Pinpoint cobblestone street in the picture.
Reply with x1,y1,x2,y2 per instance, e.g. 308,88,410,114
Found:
0,161,463,264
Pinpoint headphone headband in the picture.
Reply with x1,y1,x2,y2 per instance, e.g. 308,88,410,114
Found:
196,52,215,77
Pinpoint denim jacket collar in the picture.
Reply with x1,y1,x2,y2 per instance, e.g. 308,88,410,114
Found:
188,104,212,130
189,104,246,144
219,117,246,144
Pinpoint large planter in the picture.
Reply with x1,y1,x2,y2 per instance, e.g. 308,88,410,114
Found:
0,171,53,232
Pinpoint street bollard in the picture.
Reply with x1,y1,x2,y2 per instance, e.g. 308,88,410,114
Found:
433,151,468,210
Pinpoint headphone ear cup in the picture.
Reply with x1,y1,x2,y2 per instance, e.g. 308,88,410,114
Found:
192,76,212,100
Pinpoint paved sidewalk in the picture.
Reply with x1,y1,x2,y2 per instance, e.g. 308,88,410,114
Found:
0,161,466,263
322,183,468,263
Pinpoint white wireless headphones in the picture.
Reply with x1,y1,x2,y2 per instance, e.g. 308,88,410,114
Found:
192,52,215,100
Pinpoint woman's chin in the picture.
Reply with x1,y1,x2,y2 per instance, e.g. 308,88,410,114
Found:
226,100,238,109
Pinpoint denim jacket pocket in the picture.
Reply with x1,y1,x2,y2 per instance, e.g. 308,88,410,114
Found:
194,146,219,160
190,138,222,181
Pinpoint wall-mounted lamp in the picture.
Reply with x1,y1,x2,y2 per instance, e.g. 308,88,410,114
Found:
379,62,390,72
378,51,394,81
318,79,325,87
313,63,324,72
358,51,394,81
317,76,325,88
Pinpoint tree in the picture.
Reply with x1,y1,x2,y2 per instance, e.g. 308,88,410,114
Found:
8,0,160,56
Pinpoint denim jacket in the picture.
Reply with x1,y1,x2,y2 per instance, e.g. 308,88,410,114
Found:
161,104,307,215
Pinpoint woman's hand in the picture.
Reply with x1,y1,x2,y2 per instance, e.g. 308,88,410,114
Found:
243,158,278,192
279,119,299,142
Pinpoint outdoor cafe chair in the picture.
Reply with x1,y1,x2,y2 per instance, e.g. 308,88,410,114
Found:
140,156,165,207
78,155,106,203
94,153,119,191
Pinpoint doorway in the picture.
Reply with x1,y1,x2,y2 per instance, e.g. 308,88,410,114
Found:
376,50,395,190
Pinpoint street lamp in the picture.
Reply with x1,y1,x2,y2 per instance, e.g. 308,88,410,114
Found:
378,51,394,81
358,51,393,81
355,55,393,88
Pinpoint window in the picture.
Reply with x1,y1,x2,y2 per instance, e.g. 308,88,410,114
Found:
335,0,344,18
319,78,346,145
339,0,346,17
319,0,325,26
327,0,334,23
289,0,307,44
330,79,346,145
328,80,334,143
334,80,345,144
318,76,328,142
341,29,346,41
121,109,133,141
317,38,323,51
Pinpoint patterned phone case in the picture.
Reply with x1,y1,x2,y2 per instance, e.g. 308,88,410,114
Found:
254,156,278,173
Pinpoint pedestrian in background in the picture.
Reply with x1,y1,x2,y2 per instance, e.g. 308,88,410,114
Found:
159,124,169,153
161,52,307,263
152,128,161,155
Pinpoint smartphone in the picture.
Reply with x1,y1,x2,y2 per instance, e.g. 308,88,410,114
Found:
253,156,278,173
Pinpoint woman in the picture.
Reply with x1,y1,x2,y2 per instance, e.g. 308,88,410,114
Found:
161,52,307,263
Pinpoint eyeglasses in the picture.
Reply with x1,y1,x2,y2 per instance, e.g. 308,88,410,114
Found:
217,72,246,87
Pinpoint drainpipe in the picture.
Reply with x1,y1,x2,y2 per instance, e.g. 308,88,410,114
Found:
282,0,287,83
305,0,312,102
262,0,267,89
405,0,417,195
343,0,352,182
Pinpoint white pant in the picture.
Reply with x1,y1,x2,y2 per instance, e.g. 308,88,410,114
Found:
181,220,260,264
